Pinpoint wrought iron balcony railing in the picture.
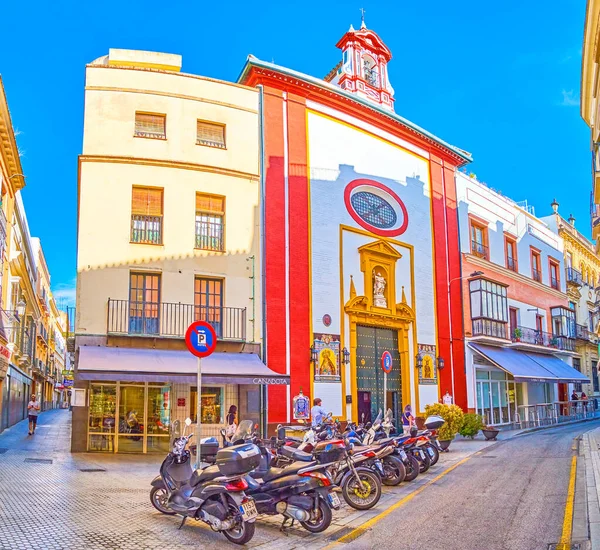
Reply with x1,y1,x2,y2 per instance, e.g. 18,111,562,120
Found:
195,219,224,251
550,276,560,290
471,240,488,260
532,268,542,283
107,299,246,341
566,267,583,285
512,325,575,351
506,257,517,272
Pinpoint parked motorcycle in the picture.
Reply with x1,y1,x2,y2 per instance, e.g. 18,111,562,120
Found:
150,419,261,545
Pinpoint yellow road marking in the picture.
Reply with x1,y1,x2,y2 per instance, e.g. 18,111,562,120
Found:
324,455,472,548
557,455,577,550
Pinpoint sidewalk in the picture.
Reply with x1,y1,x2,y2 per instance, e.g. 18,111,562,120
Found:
577,427,600,550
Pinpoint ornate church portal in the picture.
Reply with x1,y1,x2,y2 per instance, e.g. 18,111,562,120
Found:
356,325,401,423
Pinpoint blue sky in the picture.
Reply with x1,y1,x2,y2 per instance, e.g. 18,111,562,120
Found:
0,0,590,306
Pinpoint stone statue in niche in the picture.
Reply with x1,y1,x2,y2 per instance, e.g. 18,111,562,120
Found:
373,270,387,308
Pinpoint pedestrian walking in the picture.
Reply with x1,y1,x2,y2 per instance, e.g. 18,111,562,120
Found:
582,392,589,412
27,394,40,435
402,405,414,435
311,398,327,427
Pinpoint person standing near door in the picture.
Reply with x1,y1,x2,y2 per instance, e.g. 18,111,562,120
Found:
402,405,414,435
27,394,40,435
311,398,327,427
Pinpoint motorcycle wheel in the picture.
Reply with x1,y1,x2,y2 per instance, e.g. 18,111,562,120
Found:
223,519,255,545
342,468,382,510
300,498,332,533
149,486,175,515
403,455,420,482
381,455,406,486
426,443,440,466
417,450,431,473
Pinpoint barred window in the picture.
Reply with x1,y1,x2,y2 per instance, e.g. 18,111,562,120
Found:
197,121,226,148
134,113,166,139
195,193,224,251
131,187,163,244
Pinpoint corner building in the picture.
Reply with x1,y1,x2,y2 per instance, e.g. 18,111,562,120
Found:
240,23,471,425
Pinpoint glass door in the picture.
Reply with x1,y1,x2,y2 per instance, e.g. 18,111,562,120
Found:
118,384,146,453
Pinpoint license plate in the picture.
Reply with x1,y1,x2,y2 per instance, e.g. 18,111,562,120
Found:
419,450,425,460
328,492,341,509
399,450,407,460
427,447,435,457
239,500,258,522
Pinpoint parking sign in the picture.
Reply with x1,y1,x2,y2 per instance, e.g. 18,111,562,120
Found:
185,321,217,358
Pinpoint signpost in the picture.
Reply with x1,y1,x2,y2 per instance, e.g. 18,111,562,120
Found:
381,351,392,412
185,321,217,467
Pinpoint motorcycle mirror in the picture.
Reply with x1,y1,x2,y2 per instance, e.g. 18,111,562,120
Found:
185,417,192,426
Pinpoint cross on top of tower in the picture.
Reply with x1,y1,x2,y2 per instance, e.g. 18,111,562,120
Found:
359,7,366,28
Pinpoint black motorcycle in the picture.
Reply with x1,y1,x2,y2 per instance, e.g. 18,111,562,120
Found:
150,419,260,545
240,422,340,533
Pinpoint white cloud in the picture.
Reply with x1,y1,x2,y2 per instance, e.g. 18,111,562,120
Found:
52,278,76,308
560,89,580,107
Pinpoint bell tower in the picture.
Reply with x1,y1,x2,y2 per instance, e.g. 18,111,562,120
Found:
326,16,395,111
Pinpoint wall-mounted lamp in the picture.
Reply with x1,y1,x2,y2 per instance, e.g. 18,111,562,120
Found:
415,353,423,369
342,347,350,365
16,299,26,318
310,345,319,366
437,356,445,370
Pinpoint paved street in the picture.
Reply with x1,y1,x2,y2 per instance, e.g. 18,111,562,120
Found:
0,409,595,549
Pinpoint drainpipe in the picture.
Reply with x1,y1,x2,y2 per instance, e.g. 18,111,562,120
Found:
258,85,268,437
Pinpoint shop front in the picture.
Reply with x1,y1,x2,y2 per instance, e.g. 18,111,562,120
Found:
469,343,589,426
1,364,32,432
75,346,289,453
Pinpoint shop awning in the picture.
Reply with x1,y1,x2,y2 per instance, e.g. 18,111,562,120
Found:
469,343,589,384
76,346,289,385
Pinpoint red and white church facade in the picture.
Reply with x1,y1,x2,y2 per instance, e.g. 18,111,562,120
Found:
239,22,472,426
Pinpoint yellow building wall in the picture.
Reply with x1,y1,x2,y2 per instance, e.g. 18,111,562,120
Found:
77,62,261,342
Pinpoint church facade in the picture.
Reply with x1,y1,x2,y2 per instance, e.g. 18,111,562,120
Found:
240,22,472,425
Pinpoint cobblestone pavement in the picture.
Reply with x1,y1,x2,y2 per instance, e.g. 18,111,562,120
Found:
0,410,495,550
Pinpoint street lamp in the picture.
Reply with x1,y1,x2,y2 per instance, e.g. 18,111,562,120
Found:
437,357,445,370
310,345,319,366
342,347,350,365
16,299,26,318
415,353,423,369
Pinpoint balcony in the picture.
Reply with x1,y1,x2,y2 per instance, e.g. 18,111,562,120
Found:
472,319,508,340
130,215,162,245
66,306,75,353
550,276,560,290
511,326,575,352
532,268,542,283
592,200,600,241
575,323,599,344
507,257,517,272
107,299,247,341
566,267,583,286
471,240,489,260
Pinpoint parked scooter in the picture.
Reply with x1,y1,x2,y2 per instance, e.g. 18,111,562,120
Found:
150,419,261,545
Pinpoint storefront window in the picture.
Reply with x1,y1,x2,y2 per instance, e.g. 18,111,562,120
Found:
118,385,145,453
88,384,117,452
147,386,171,454
190,386,224,424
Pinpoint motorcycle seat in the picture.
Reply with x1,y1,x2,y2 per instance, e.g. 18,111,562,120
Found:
190,464,221,486
260,461,316,482
280,445,313,462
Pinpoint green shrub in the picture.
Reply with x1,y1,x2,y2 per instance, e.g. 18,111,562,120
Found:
424,403,465,441
459,413,484,439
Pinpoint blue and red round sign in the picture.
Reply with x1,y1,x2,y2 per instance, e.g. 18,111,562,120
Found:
381,351,393,374
185,321,217,358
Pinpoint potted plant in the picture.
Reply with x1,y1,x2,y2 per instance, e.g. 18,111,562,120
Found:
513,328,522,342
481,425,500,441
459,413,484,439
424,403,465,451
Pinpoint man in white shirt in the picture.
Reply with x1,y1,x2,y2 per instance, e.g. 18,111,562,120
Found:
27,394,41,435
311,398,327,427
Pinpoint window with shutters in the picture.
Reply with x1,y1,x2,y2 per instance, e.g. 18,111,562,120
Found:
195,193,224,251
134,112,166,139
131,187,163,244
196,121,226,149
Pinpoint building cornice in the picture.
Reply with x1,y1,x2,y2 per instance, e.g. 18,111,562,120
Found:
581,0,600,123
561,230,600,268
0,76,25,191
78,155,260,181
464,253,568,300
85,86,258,115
